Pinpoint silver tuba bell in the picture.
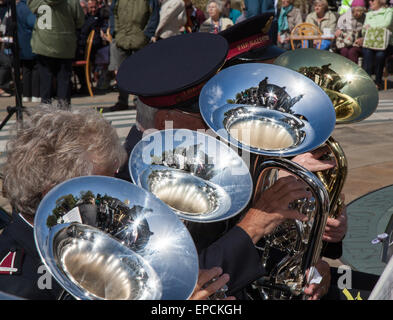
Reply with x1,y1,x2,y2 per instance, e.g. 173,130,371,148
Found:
129,129,253,224
34,176,199,300
199,63,335,299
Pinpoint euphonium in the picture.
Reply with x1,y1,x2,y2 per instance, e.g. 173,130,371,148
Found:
274,49,379,218
129,129,253,223
199,63,336,298
34,176,199,300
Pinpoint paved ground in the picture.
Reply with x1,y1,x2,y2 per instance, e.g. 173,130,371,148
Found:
0,83,393,276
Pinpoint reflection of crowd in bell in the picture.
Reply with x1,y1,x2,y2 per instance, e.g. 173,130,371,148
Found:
0,0,390,302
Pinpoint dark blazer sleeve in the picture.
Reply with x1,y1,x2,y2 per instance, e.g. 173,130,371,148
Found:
321,240,343,259
198,225,265,296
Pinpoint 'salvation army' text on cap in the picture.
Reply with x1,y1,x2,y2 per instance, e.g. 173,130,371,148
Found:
219,13,285,66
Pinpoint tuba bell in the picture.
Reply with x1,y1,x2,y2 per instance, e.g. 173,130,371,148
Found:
34,176,199,300
198,63,335,299
274,48,379,218
129,129,253,223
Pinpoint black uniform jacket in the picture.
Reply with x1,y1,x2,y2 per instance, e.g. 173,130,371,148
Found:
0,212,62,299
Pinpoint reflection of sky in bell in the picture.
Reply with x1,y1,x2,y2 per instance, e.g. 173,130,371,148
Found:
207,84,223,106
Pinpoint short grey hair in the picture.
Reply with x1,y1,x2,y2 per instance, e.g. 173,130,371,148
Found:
2,106,127,217
206,0,224,13
314,0,329,10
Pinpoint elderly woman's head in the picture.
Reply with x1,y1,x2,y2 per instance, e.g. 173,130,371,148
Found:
351,0,366,19
369,0,386,11
2,106,127,218
281,0,294,8
207,0,223,20
313,0,328,15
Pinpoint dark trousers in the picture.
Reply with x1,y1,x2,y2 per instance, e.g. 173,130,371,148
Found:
339,47,362,64
0,52,12,90
37,55,72,104
362,46,393,84
22,59,40,98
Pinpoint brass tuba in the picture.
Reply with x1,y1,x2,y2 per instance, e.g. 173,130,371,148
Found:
198,63,336,299
274,48,379,218
34,176,199,300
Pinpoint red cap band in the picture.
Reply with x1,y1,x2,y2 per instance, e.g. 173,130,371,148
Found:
226,33,271,61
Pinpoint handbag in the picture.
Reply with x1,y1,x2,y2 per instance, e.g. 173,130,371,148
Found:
363,27,391,50
336,30,356,49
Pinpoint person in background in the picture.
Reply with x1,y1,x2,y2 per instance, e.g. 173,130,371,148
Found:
154,0,187,40
184,0,206,32
17,0,40,103
102,0,159,112
361,0,393,90
200,0,234,33
335,0,366,64
28,0,85,108
74,0,103,93
277,0,303,50
305,0,337,50
0,2,12,98
223,0,242,23
293,0,314,20
244,0,275,18
338,0,353,14
80,0,88,14
235,0,247,23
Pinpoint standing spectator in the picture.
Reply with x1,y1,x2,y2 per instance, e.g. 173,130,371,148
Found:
154,0,187,40
235,0,248,23
28,0,85,108
361,0,393,90
80,0,88,14
0,3,12,98
101,0,159,112
277,0,303,50
200,0,234,33
306,0,337,50
335,0,366,64
75,0,107,94
17,0,40,103
184,0,206,32
223,0,242,23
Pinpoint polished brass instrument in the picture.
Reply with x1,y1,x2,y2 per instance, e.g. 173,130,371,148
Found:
199,63,335,299
34,176,199,300
315,136,348,218
274,49,379,218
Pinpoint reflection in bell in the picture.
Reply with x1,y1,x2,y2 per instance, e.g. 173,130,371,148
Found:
61,240,134,300
53,223,162,300
147,169,223,216
154,184,213,215
229,119,295,150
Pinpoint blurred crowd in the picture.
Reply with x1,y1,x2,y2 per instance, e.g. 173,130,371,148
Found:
0,0,392,108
